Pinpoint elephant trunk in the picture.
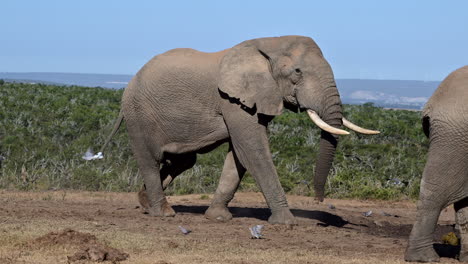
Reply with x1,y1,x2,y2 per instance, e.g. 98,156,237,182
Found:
299,63,378,201
313,92,342,202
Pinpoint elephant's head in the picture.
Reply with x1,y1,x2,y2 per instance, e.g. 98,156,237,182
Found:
218,35,378,202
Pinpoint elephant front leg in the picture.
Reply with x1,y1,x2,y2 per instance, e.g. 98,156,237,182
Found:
223,112,296,225
238,143,296,225
205,147,246,222
455,198,468,262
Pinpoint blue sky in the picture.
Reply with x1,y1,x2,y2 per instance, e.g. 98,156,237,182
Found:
2,0,467,80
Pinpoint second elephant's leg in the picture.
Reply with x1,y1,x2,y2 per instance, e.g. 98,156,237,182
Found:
405,199,442,262
455,198,468,261
405,139,462,262
205,147,246,221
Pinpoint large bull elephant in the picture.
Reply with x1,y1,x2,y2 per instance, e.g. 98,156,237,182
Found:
405,65,468,262
102,35,378,225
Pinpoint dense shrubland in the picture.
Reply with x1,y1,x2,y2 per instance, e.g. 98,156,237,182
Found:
0,83,428,200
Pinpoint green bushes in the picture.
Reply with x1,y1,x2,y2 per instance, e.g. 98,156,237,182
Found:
0,83,136,192
0,83,428,200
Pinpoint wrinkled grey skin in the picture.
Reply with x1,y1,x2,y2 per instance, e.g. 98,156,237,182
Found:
405,66,468,262
122,36,344,225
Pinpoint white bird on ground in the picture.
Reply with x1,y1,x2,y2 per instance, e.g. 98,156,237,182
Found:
249,225,264,239
363,210,373,217
178,226,191,235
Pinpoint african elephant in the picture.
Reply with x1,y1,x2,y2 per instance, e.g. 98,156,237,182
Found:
405,66,468,262
102,35,378,225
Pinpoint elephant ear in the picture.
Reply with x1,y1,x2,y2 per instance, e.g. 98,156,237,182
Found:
218,45,283,116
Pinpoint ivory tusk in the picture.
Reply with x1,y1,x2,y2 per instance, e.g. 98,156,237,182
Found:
307,110,350,135
342,118,380,135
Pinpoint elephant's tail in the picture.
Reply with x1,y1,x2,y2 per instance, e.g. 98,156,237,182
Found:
99,109,124,154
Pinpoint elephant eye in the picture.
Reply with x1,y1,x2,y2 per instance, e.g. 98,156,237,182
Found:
291,68,302,84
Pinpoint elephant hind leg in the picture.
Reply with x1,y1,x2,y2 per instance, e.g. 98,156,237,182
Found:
455,197,468,261
405,202,442,262
138,162,175,217
138,153,197,211
406,140,466,262
131,142,175,217
406,158,445,261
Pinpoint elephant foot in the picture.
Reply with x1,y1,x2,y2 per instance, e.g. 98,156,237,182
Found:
205,205,232,222
147,199,176,217
459,251,468,262
404,246,440,262
268,208,297,225
138,186,175,216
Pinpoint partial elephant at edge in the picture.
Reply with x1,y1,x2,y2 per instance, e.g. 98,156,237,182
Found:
406,65,468,262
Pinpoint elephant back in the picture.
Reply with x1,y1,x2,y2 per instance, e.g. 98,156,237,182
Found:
423,65,468,119
123,48,226,112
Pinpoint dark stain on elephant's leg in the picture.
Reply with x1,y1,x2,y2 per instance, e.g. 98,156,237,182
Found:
138,184,149,213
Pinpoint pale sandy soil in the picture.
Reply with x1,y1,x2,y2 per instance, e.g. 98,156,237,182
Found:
0,191,459,263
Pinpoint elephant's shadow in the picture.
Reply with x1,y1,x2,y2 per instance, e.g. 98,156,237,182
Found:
434,243,460,259
173,205,350,228
174,205,461,260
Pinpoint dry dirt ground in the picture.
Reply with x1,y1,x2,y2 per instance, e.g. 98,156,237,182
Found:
0,190,460,264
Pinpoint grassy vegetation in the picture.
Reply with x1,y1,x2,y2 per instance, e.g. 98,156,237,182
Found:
0,83,428,200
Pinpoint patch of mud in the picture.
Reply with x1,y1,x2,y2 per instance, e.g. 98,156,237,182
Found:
368,222,412,238
364,220,455,241
154,261,173,264
34,228,97,246
33,229,128,263
67,243,129,263
0,256,23,264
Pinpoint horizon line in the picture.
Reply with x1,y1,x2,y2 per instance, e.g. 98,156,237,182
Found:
0,71,442,82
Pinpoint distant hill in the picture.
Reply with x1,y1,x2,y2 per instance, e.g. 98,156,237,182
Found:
1,78,64,86
0,72,440,109
336,79,440,110
0,72,132,89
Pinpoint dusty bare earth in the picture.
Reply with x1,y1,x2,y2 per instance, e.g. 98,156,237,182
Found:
0,191,460,264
